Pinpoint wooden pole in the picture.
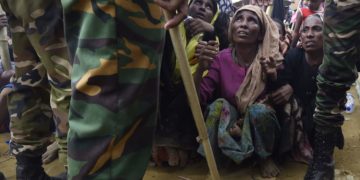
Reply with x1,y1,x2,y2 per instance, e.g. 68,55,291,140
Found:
0,5,11,71
163,11,220,180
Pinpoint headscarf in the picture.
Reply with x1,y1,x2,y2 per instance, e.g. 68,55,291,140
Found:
231,5,283,114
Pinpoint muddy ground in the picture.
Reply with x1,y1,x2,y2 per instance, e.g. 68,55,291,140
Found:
1,88,359,180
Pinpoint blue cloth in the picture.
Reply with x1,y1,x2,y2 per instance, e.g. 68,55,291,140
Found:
0,83,13,92
198,99,280,165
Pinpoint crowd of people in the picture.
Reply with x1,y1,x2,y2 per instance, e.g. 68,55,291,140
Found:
0,0,358,179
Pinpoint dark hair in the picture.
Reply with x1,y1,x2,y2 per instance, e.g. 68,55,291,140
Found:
189,0,218,15
272,18,285,36
214,12,230,50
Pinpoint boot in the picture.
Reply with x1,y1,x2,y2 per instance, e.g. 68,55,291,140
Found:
0,171,5,180
16,155,66,180
304,128,344,180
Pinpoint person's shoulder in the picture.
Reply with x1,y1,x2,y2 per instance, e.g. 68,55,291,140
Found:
216,48,233,62
218,48,232,56
285,48,304,62
286,48,303,56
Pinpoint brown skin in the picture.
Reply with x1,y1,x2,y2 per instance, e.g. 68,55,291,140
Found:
193,40,219,95
291,0,323,48
185,0,215,39
272,15,323,105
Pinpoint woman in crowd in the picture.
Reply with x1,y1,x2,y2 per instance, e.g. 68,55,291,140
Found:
291,0,323,47
153,0,220,167
272,18,292,55
271,14,324,163
195,5,283,177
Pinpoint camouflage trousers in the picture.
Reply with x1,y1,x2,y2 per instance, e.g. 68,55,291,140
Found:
62,0,165,179
0,0,71,164
314,0,360,132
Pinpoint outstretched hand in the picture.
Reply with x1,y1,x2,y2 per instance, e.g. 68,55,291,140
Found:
155,0,188,29
260,57,277,80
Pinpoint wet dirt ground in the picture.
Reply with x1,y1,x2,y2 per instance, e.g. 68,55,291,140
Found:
1,88,359,180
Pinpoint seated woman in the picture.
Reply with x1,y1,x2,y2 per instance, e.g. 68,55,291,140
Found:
271,14,324,163
153,0,219,167
195,5,283,178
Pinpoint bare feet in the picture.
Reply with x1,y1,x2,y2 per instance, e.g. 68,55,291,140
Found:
178,149,189,167
259,157,280,178
165,147,180,166
42,141,59,164
229,119,243,138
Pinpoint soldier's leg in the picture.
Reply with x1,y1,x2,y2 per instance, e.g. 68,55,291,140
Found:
5,9,54,180
62,0,165,179
305,0,360,179
24,0,71,166
1,0,69,179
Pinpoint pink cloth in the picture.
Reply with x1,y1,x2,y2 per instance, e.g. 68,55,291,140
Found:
200,48,248,107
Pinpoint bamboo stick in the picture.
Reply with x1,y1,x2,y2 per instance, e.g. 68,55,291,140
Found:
0,4,11,71
163,11,220,180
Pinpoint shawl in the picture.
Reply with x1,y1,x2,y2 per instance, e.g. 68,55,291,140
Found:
231,5,283,114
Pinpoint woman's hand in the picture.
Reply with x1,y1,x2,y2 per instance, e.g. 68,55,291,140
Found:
271,84,293,105
184,18,214,38
196,40,219,71
260,57,277,80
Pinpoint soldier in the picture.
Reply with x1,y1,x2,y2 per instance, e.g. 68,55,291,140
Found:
61,0,187,179
0,0,71,179
305,0,360,179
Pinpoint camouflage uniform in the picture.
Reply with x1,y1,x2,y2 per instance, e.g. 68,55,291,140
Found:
0,0,71,164
314,0,360,133
305,0,360,179
61,0,165,179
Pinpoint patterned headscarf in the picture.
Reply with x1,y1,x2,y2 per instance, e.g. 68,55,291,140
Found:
231,5,283,114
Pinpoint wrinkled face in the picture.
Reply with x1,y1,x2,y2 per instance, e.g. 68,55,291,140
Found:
189,0,215,23
300,16,323,52
231,10,262,45
309,0,322,10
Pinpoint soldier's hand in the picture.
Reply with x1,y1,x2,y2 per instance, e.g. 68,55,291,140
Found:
155,0,188,29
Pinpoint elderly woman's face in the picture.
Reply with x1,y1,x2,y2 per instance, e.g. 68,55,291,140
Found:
189,0,215,23
231,10,262,45
300,16,323,52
